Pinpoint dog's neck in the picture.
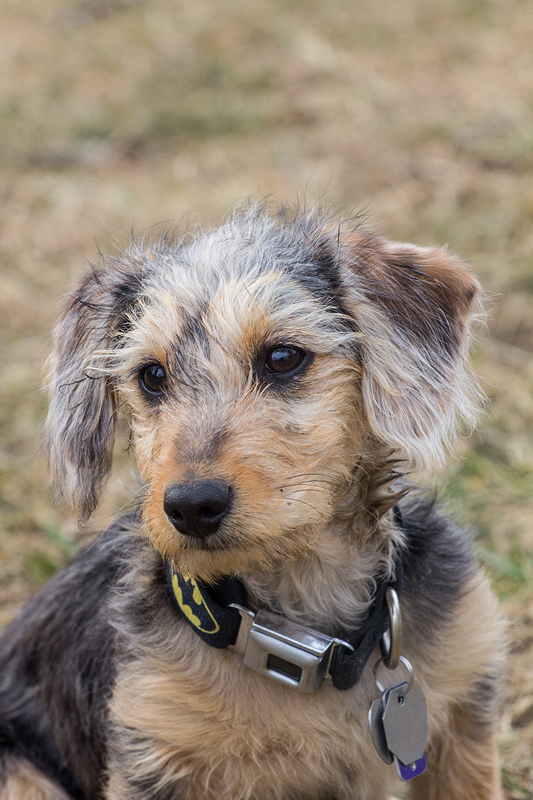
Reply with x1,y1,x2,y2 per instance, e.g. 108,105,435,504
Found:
240,512,403,636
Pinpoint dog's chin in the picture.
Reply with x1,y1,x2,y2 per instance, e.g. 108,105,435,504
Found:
143,507,323,583
143,513,251,580
169,543,259,584
166,522,320,584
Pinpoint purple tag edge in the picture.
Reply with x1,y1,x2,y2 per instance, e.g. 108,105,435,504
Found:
396,754,427,781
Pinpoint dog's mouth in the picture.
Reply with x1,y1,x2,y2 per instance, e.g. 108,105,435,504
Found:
178,531,237,552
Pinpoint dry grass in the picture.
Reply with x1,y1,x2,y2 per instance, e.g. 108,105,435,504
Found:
0,0,532,795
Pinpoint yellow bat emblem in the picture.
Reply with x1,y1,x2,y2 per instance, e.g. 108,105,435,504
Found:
171,572,220,634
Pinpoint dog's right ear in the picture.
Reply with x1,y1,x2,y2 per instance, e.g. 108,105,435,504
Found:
315,224,481,470
44,258,145,520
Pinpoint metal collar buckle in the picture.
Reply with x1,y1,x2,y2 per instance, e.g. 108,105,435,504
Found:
228,604,354,693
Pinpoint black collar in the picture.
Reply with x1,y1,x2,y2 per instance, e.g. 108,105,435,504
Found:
167,508,405,692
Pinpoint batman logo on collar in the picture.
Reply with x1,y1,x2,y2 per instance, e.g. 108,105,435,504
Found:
171,571,221,635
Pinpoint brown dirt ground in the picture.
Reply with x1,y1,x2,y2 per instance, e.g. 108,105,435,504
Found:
0,0,532,795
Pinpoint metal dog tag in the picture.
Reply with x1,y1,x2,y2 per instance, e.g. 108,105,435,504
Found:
368,696,393,764
369,679,411,766
369,595,428,782
381,679,428,781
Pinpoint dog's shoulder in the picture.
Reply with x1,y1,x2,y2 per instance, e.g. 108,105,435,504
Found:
0,514,145,662
398,494,480,639
0,513,157,798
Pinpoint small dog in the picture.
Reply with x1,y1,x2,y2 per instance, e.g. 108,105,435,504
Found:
0,204,506,800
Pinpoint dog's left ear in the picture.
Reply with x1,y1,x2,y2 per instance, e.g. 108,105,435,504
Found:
333,231,480,469
44,257,145,519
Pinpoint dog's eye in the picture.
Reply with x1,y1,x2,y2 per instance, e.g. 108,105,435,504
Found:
139,364,167,395
264,347,305,375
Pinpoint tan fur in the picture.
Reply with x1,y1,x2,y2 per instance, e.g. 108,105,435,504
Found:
106,567,504,800
1,755,71,800
109,626,395,800
405,575,506,800
409,735,503,800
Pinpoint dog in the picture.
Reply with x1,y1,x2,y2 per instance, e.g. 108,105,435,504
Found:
0,204,506,800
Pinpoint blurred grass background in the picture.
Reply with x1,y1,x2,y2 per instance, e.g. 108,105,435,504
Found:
0,0,532,795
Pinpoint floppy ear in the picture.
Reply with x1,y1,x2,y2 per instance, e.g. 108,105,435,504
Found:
334,231,480,469
44,258,145,519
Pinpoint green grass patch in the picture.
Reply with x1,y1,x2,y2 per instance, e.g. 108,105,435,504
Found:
39,520,78,558
24,549,64,588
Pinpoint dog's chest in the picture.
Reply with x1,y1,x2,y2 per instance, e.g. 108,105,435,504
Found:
110,637,392,800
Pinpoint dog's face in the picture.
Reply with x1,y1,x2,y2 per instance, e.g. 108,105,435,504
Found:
45,207,479,581
117,251,365,579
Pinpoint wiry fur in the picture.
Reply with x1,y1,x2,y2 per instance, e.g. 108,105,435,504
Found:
1,203,504,800
44,205,481,522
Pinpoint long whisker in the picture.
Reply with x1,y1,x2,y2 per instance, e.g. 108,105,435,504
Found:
277,486,330,496
283,472,338,483
281,496,326,519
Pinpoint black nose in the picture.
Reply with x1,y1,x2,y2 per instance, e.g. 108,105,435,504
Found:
163,481,233,538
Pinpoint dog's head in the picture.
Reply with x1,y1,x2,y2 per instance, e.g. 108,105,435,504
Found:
45,206,480,580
